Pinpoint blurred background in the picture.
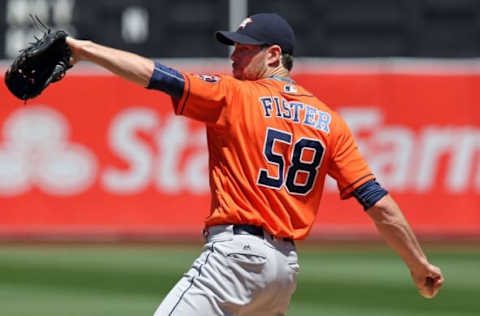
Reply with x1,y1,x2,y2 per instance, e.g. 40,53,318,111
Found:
2,0,480,58
0,1,479,315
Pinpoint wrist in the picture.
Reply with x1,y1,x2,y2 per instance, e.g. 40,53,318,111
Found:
407,257,430,274
68,38,93,61
76,40,95,61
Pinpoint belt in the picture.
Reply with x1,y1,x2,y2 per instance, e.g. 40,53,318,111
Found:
232,224,294,243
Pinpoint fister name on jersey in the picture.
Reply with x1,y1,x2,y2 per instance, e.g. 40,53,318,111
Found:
259,96,331,133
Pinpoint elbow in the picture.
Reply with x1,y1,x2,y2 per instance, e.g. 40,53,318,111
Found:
366,194,403,226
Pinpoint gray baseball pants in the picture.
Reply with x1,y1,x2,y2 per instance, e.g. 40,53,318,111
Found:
153,224,299,316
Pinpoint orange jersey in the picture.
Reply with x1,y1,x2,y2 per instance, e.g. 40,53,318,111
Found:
173,73,374,240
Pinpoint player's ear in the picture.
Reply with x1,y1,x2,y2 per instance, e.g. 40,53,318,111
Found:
265,45,282,67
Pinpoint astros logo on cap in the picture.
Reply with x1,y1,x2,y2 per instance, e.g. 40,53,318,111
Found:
238,17,252,30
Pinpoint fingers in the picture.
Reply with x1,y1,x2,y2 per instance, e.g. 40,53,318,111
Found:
429,273,445,297
419,276,441,298
414,265,444,299
69,55,78,66
65,37,80,65
65,36,75,50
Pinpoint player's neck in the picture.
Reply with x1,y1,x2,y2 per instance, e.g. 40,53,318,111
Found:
263,66,290,80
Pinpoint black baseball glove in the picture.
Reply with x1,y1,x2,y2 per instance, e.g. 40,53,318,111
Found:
4,29,72,101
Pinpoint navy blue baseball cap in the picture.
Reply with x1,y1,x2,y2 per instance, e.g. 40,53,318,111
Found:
216,13,296,55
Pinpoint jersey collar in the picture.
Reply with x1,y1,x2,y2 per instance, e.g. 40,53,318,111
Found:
268,75,296,85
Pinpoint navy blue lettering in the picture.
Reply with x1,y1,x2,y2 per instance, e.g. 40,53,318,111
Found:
260,97,273,117
290,102,304,123
273,97,283,117
281,99,292,119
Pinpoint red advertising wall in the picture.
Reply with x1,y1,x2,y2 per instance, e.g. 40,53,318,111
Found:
0,62,479,239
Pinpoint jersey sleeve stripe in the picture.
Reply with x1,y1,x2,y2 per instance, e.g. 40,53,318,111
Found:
339,173,375,198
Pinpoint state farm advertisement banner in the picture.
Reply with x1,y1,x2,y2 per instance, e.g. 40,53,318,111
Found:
0,64,479,239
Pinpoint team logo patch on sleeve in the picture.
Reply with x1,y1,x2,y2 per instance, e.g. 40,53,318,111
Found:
198,74,221,83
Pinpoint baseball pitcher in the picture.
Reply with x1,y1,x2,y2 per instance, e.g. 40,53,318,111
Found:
61,12,443,316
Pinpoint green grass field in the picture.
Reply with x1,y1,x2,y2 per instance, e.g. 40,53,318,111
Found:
0,243,478,316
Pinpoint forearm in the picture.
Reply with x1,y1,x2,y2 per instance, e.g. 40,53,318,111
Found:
68,38,154,87
367,195,428,272
366,194,444,298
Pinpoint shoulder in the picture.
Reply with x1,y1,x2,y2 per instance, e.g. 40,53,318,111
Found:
182,72,253,93
182,72,237,84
